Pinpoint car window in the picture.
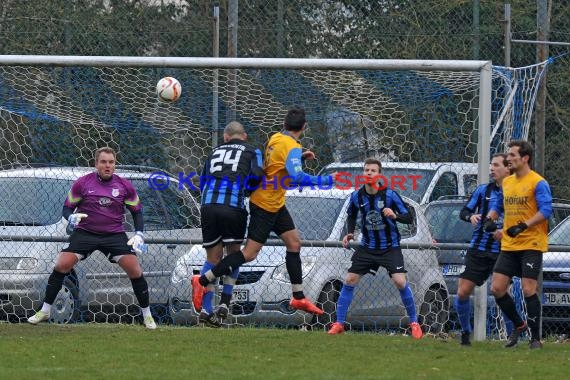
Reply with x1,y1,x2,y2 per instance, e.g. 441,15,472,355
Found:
126,179,200,231
549,216,570,245
424,202,472,243
285,196,346,240
0,177,71,226
321,166,435,203
549,204,570,232
463,174,478,196
429,172,458,203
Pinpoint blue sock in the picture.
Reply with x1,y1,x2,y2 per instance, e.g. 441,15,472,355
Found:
222,267,240,297
455,297,472,333
399,283,417,323
336,284,355,324
200,261,216,314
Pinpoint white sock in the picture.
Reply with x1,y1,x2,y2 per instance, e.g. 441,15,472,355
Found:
141,306,152,318
41,303,52,314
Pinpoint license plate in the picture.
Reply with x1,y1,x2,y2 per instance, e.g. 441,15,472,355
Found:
544,292,570,305
442,264,465,276
232,289,249,302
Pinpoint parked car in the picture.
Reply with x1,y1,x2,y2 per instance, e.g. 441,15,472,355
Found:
424,196,570,333
0,165,201,324
542,215,570,335
168,188,449,334
318,162,479,205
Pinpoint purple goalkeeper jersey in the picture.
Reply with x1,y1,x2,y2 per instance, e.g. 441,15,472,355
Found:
64,172,142,234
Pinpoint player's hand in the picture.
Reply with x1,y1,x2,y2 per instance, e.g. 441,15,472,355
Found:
382,208,397,219
128,231,146,254
470,214,482,226
483,218,498,232
493,229,503,241
506,222,528,238
68,213,88,229
342,233,354,248
301,149,315,161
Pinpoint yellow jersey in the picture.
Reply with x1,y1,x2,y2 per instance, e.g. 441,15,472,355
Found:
498,170,552,252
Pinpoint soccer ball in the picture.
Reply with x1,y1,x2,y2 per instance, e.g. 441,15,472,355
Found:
156,76,182,102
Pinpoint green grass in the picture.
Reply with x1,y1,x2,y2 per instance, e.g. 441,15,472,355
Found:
1,323,568,380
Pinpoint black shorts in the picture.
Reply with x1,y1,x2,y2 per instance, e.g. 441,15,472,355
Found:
201,205,248,248
348,246,406,277
460,249,498,286
247,202,296,244
493,250,543,280
63,229,135,263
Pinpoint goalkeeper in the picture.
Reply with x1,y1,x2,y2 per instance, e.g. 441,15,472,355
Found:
455,153,510,346
28,147,156,329
486,140,552,349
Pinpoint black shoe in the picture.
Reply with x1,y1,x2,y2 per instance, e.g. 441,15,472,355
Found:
215,303,230,320
529,339,543,349
505,321,527,348
199,311,221,328
460,331,471,346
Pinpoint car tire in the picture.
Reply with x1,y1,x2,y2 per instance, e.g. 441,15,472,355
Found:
418,285,449,335
311,281,341,330
50,275,80,324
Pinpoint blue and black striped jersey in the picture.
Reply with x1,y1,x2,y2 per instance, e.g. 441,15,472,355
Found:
347,187,411,250
201,139,263,208
461,182,503,254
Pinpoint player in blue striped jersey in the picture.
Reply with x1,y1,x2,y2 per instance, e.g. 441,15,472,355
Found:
455,153,510,345
328,158,422,339
195,121,263,326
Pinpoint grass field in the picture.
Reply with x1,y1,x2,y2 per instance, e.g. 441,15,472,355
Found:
0,323,568,380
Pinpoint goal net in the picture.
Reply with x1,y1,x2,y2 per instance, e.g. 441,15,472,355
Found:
0,56,546,338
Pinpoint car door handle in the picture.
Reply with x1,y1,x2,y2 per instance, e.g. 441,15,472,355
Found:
167,245,177,249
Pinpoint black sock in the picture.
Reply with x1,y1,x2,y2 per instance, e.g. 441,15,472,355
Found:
131,275,149,308
44,270,68,305
286,251,303,284
220,293,232,305
199,251,246,286
495,294,524,327
525,294,541,340
286,251,305,300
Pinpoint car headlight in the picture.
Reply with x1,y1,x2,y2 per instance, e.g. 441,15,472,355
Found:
171,262,192,284
16,258,39,270
271,256,316,282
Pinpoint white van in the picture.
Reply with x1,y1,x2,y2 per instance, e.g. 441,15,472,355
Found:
318,162,479,205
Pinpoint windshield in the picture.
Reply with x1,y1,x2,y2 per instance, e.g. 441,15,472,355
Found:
549,216,570,245
321,167,435,203
285,196,346,240
424,202,473,243
0,177,72,226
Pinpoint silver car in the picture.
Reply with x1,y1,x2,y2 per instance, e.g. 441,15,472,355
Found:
168,188,449,333
0,166,201,324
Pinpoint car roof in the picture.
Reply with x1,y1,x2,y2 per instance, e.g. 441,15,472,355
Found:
285,188,420,208
0,166,170,180
322,162,478,170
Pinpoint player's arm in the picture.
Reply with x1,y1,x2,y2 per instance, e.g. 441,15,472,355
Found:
285,147,332,186
386,192,413,224
63,179,88,228
245,147,264,190
483,189,503,232
343,194,358,247
459,185,483,224
124,181,146,253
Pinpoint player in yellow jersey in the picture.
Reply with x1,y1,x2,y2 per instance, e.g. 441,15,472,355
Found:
485,140,552,349
192,106,334,315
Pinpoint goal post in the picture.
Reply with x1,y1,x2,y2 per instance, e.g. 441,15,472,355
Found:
0,55,526,335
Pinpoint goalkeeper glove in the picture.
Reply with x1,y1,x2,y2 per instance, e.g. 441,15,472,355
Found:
68,213,88,229
128,231,147,254
506,222,528,238
483,218,498,232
